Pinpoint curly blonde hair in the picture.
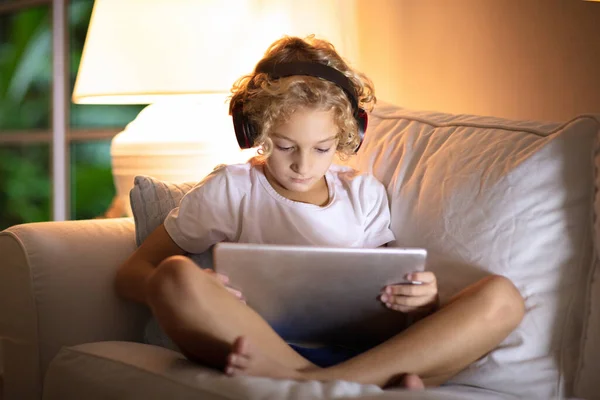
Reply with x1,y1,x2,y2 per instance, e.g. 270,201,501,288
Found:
229,35,376,159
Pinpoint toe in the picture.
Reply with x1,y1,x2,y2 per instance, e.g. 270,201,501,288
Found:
236,336,251,357
226,365,246,377
231,336,245,354
227,352,236,366
228,353,250,369
403,373,425,390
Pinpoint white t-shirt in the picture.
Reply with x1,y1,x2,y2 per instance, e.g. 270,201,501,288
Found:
164,162,395,253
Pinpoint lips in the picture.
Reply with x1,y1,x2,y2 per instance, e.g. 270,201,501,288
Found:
290,177,311,184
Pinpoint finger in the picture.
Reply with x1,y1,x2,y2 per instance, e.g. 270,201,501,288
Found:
406,271,436,284
216,273,230,284
227,288,243,299
226,288,246,303
385,294,436,307
204,269,230,283
387,284,436,297
384,302,415,313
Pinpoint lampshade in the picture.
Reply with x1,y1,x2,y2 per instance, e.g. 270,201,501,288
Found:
72,0,358,217
73,0,358,105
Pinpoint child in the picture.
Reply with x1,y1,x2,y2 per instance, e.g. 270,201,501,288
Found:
115,36,525,389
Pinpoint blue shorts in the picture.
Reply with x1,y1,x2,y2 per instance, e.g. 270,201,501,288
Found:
288,343,366,368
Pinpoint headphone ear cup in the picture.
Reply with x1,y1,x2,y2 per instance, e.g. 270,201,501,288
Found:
232,103,257,149
244,118,258,149
354,108,368,152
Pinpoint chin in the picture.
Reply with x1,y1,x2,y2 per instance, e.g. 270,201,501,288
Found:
284,181,313,192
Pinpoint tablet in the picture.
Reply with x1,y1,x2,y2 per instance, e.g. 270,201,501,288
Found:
213,243,427,347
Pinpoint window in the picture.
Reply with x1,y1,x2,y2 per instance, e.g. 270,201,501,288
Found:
0,143,51,226
0,0,143,230
0,5,51,130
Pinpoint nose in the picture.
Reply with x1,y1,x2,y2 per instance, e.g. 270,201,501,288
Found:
291,150,310,175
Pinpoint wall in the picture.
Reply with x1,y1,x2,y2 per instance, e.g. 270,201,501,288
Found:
354,0,600,122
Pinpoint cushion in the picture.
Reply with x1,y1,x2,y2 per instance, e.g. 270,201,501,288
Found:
348,102,599,399
42,341,513,400
129,176,196,246
129,175,214,269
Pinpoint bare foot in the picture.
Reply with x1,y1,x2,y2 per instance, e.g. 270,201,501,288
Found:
224,336,302,380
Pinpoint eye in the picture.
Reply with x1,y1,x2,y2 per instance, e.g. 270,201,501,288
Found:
316,147,332,154
276,145,294,152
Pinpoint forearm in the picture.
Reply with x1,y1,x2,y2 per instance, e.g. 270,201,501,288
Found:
115,223,187,305
115,258,158,306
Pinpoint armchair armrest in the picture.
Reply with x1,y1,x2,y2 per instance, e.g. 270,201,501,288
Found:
0,218,150,400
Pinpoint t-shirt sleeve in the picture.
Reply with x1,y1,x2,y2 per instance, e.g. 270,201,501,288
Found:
163,167,240,254
361,176,395,248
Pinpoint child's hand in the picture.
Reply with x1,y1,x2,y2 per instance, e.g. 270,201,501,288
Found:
380,272,438,313
205,269,246,304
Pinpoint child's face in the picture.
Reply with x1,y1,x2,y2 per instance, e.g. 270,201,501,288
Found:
265,107,338,193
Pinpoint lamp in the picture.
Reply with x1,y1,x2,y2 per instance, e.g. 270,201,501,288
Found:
73,0,357,216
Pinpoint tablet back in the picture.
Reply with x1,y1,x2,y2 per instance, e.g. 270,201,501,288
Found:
213,243,427,347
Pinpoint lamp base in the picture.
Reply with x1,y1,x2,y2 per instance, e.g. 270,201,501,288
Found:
111,96,255,216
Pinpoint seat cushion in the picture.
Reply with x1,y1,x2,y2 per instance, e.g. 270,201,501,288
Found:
42,341,515,400
348,103,599,399
42,341,381,400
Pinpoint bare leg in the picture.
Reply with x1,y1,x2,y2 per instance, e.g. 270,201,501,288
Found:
145,255,315,371
225,275,525,388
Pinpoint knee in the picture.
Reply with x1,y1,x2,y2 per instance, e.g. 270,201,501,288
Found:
146,256,209,304
477,275,526,329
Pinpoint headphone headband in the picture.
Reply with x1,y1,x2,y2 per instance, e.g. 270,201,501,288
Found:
231,61,368,152
255,61,360,114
